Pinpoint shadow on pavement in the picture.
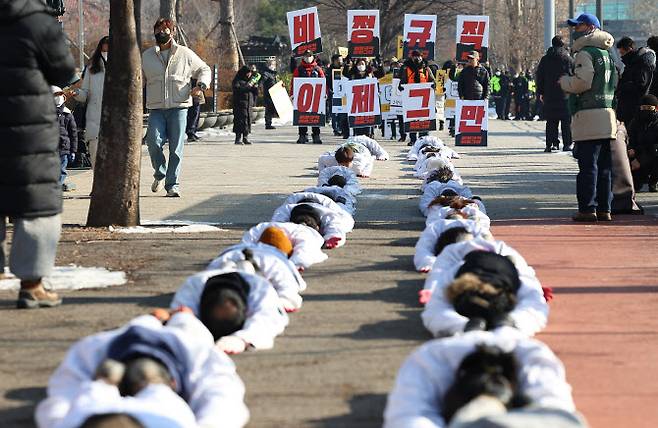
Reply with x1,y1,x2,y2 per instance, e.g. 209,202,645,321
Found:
308,393,387,428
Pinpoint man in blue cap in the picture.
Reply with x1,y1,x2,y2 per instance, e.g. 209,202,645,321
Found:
559,13,617,222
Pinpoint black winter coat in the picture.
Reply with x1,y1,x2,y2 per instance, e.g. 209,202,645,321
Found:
232,68,258,135
536,47,574,120
616,47,657,124
260,67,277,102
458,65,489,100
56,106,78,155
512,75,528,101
0,0,75,218
628,113,658,165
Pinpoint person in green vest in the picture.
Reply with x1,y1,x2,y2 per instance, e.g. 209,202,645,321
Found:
490,69,505,119
559,13,617,222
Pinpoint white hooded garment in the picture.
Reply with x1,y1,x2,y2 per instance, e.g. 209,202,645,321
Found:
35,313,249,428
425,205,490,230
419,181,475,216
207,242,307,310
283,191,355,217
52,382,199,428
317,166,361,196
383,327,576,428
407,135,459,161
421,238,548,338
413,219,492,272
317,136,388,177
240,222,328,269
271,202,355,246
303,186,357,215
170,268,289,350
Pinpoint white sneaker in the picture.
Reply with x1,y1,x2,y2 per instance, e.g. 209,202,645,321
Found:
166,187,181,197
151,178,164,193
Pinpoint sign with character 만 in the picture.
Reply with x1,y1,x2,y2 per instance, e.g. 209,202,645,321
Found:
293,77,327,127
455,100,488,146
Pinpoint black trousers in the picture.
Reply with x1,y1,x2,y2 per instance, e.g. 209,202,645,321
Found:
299,126,320,136
545,116,572,149
186,101,201,135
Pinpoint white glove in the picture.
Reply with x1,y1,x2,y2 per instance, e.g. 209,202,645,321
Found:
216,335,247,354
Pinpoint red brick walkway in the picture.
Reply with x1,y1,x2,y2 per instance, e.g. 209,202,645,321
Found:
493,216,658,428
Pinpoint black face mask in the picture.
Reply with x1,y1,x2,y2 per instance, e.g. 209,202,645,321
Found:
155,31,171,45
413,56,422,63
639,110,658,123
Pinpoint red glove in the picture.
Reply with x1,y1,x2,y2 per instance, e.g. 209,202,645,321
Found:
542,286,554,302
357,174,370,178
297,266,305,274
419,267,431,273
419,289,433,305
324,236,342,249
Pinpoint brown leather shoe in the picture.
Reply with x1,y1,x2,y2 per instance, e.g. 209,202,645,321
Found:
572,212,598,222
596,211,612,221
16,283,62,309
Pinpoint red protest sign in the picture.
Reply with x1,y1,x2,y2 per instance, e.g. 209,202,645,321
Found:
456,15,489,63
348,10,380,57
293,78,327,126
403,14,437,60
346,78,381,128
287,7,323,58
455,100,488,146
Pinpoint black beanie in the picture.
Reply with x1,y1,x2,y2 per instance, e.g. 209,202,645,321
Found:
640,94,658,107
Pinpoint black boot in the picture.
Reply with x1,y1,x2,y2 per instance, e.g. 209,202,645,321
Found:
312,134,322,144
297,134,308,144
235,133,243,145
243,135,252,145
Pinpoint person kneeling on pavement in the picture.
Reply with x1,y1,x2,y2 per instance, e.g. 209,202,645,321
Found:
628,95,658,192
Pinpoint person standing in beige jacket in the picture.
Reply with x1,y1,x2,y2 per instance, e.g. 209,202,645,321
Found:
142,18,211,198
559,13,617,222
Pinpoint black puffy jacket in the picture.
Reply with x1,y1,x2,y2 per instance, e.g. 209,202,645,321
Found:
0,0,75,218
536,47,574,120
628,113,658,164
458,65,489,100
616,47,657,124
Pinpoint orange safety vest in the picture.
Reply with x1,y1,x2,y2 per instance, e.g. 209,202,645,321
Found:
406,66,429,83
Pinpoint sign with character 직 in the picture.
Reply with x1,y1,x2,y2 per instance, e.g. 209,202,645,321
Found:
456,15,489,63
347,10,380,57
455,100,488,146
346,78,381,128
293,78,327,127
287,7,323,57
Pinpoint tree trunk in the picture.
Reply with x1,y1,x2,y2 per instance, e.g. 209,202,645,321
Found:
87,0,143,227
217,0,238,108
134,0,142,50
159,0,176,22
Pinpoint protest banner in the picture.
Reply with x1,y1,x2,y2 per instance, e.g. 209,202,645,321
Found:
402,82,436,132
346,77,381,127
268,81,294,124
293,77,327,126
348,10,380,57
287,7,322,57
456,15,489,63
402,14,437,60
455,99,488,146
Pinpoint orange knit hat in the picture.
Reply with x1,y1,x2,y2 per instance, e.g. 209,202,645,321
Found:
259,226,293,257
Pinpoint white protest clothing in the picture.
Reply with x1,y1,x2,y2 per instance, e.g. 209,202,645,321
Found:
318,150,374,177
414,220,492,272
241,222,328,269
383,327,576,428
304,185,357,215
271,202,355,244
420,181,475,216
53,382,198,428
283,192,353,217
170,268,289,350
347,135,390,160
421,239,548,337
407,136,459,161
425,205,490,230
317,165,362,195
36,313,249,428
208,242,306,310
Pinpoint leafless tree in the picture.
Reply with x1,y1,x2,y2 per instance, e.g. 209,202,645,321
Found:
87,0,143,227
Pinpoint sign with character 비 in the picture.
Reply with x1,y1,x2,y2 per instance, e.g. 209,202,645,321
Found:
293,78,327,127
456,15,489,63
347,10,380,57
455,100,488,146
287,7,323,58
346,78,381,128
402,14,437,60
402,83,437,132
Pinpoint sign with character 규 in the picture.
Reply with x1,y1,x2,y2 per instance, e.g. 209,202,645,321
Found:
455,100,488,146
293,77,327,127
287,7,323,58
456,15,489,63
346,78,381,128
403,14,437,60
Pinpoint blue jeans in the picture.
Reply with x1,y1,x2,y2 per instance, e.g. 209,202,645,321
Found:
575,139,613,213
146,108,187,190
331,113,341,133
59,154,68,185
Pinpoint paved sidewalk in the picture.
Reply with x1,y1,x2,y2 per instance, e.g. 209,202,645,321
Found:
0,119,657,427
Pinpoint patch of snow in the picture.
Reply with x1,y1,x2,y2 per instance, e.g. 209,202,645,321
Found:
0,266,127,291
110,224,226,234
